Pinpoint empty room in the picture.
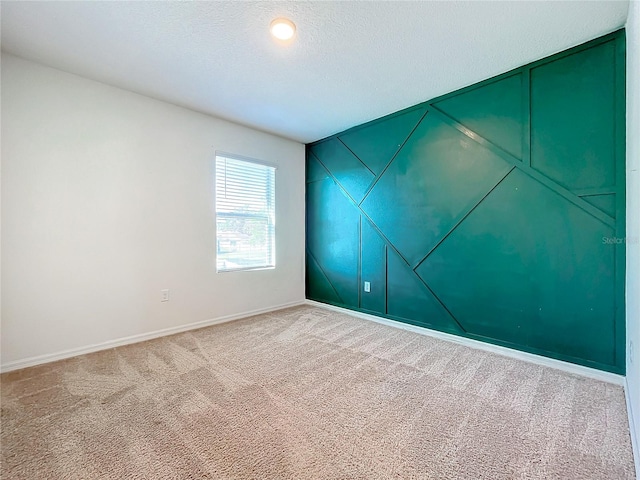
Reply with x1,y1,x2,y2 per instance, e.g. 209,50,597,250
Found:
1,1,639,478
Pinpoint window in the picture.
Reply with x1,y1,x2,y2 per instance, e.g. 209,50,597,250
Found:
215,154,276,272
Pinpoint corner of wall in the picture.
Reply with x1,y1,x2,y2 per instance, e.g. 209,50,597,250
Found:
626,1,640,475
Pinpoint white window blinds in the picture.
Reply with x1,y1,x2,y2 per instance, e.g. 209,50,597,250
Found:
215,155,276,272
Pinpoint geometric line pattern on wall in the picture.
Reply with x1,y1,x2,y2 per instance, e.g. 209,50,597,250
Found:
309,139,374,204
306,249,343,305
360,217,386,315
433,73,524,160
338,106,427,176
387,247,464,333
355,109,429,206
530,40,617,192
306,177,360,308
309,114,517,332
581,194,617,218
429,107,616,228
306,151,329,183
308,131,474,327
361,112,514,267
305,30,626,374
412,165,515,271
417,168,616,366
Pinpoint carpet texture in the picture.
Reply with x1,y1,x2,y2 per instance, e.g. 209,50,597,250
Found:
1,305,636,479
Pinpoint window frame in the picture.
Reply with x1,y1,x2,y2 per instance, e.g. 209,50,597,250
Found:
214,152,277,273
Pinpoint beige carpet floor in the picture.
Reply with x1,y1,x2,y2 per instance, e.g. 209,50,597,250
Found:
1,305,636,479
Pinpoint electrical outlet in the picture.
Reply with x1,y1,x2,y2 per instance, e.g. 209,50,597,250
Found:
364,281,371,293
630,341,635,365
161,289,170,302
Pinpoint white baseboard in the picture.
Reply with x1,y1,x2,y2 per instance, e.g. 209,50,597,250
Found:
2,298,626,388
0,300,306,373
306,300,625,386
625,377,640,477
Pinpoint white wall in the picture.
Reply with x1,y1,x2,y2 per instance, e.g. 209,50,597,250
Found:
0,54,306,368
627,1,640,473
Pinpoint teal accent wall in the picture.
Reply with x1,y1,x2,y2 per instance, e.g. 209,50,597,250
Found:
305,30,626,374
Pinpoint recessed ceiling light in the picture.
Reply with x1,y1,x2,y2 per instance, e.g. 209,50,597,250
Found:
270,18,296,41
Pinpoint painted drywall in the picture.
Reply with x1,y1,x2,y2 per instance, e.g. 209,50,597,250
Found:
0,54,306,368
626,1,640,472
306,31,626,374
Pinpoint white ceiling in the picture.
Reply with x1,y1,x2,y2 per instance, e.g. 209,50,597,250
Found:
0,1,629,144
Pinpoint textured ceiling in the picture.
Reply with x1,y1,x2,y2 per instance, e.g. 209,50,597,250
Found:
0,1,629,144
